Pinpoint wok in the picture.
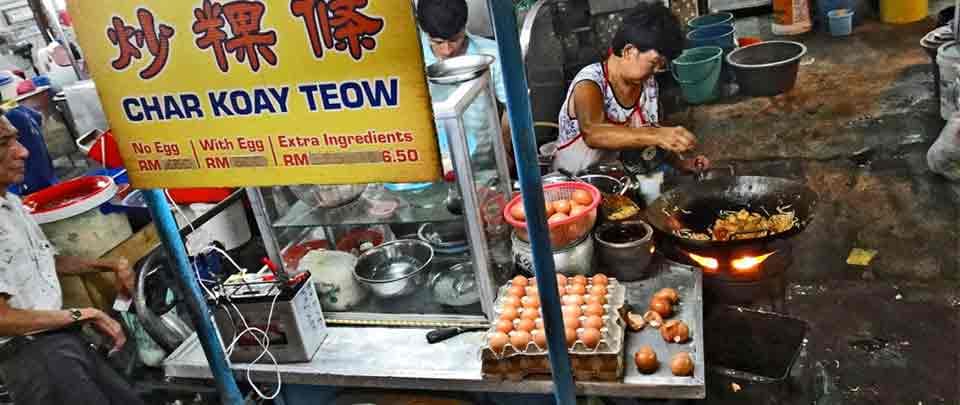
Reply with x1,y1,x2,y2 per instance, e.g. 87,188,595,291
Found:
645,176,818,248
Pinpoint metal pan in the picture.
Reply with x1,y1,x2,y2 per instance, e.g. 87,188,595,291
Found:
645,176,818,249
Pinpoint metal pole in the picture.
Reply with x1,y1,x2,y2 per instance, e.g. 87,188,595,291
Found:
486,1,576,404
143,189,244,405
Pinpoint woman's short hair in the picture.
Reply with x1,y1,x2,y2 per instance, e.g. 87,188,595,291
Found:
610,3,685,61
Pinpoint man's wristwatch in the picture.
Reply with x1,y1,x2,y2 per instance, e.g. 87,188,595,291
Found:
68,308,83,323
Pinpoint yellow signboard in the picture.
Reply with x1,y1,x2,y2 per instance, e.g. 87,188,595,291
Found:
68,0,440,188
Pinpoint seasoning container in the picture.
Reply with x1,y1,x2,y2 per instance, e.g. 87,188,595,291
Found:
594,220,654,281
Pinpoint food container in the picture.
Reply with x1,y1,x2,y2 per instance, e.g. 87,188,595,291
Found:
481,277,627,381
503,182,601,249
726,41,807,97
594,220,654,281
353,240,434,298
289,184,367,209
418,222,468,254
578,174,624,195
23,176,132,309
512,232,594,276
299,250,367,311
429,261,480,307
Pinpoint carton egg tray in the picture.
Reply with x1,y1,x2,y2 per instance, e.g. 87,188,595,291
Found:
481,278,626,362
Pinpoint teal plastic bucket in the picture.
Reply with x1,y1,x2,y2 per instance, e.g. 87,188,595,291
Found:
672,46,723,104
687,25,737,49
687,12,734,29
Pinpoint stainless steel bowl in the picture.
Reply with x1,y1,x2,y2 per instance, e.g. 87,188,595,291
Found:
354,239,434,298
427,55,495,84
578,174,624,195
288,184,367,209
512,232,594,276
429,261,480,307
417,222,467,249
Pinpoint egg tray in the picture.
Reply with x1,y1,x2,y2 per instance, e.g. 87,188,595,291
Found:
479,278,627,381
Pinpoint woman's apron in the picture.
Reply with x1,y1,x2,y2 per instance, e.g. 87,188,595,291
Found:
553,64,666,203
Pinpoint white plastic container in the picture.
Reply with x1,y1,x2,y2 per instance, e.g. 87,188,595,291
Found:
173,199,252,256
24,176,132,258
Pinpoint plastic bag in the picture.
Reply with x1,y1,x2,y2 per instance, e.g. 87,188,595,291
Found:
773,0,813,35
927,111,960,180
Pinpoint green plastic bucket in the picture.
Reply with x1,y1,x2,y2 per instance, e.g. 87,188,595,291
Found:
672,46,723,104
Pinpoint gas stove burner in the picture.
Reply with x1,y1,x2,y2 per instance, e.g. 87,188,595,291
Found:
659,239,793,311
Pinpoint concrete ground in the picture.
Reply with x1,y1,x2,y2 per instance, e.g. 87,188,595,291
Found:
662,5,960,405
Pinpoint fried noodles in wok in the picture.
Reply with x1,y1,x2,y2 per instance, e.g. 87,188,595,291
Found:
672,207,799,241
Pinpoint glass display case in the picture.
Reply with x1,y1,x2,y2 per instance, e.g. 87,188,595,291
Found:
247,62,512,326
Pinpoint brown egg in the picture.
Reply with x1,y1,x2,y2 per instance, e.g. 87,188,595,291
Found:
661,320,691,343
564,328,577,347
561,305,582,319
534,318,544,329
585,294,607,305
556,273,568,286
580,328,602,349
649,297,673,318
512,275,529,287
521,295,541,309
563,315,580,330
531,329,547,348
502,296,521,308
584,302,605,317
634,345,659,374
571,275,588,286
517,318,536,333
525,285,539,296
567,284,587,295
589,285,608,297
499,306,519,321
508,285,526,298
654,287,679,304
671,352,694,376
643,310,664,328
561,294,585,306
520,308,540,320
489,332,509,354
591,274,609,286
509,330,531,349
495,319,513,334
583,315,604,329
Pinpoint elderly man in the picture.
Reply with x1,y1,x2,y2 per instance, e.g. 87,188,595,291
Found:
0,116,142,404
416,0,512,174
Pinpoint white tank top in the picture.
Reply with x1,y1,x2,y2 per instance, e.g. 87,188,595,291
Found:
553,62,660,173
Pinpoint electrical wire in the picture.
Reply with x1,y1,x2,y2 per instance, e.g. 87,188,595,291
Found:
224,290,283,400
164,188,283,399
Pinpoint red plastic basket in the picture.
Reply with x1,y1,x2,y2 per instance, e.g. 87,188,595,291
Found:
503,182,602,249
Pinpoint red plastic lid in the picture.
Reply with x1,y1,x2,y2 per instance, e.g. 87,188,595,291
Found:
23,176,118,224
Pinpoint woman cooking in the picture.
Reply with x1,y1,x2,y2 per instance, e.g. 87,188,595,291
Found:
553,3,708,175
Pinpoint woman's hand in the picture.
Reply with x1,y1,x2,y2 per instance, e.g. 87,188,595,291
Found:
657,127,696,152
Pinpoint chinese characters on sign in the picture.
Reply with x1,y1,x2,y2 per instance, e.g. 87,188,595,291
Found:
291,0,384,60
193,0,278,72
107,9,175,79
70,0,439,188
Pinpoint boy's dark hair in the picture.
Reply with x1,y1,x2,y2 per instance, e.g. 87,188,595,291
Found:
610,3,685,61
417,0,469,40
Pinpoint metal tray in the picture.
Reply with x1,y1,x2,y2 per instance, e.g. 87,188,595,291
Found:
620,261,706,392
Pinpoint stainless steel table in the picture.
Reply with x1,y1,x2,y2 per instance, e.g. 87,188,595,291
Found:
164,263,705,399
